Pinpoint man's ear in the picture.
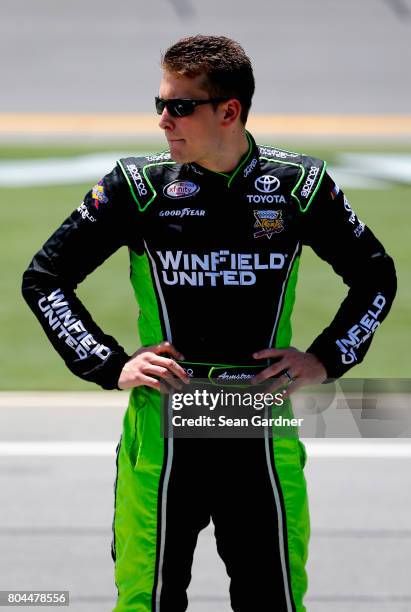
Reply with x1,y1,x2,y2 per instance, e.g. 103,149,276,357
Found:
222,99,242,125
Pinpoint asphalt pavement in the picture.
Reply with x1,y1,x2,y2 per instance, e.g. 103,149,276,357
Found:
1,393,410,612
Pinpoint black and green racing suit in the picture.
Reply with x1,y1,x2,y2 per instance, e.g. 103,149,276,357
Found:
22,133,396,612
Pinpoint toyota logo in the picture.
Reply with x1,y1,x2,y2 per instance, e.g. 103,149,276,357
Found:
255,175,280,193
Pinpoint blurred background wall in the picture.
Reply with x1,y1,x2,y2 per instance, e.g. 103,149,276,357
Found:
1,0,411,114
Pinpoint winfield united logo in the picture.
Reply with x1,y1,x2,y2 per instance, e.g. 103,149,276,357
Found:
254,175,280,193
253,210,284,239
164,180,200,199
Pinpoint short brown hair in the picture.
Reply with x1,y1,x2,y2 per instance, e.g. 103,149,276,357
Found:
162,35,255,124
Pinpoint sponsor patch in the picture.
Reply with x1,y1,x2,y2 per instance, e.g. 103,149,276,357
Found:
253,209,284,239
255,175,280,193
164,180,200,199
91,180,108,209
159,208,205,217
330,183,340,200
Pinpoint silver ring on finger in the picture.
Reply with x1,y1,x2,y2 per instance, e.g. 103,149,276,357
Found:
284,370,294,383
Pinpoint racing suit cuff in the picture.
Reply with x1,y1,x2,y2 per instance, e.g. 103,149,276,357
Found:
306,340,341,383
87,351,131,390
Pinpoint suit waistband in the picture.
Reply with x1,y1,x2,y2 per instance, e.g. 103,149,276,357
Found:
176,360,266,386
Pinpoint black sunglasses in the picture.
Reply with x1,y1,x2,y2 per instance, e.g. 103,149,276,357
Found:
155,96,229,118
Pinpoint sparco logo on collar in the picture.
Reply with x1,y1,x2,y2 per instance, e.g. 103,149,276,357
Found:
300,166,320,198
126,164,147,197
255,175,280,193
164,180,200,199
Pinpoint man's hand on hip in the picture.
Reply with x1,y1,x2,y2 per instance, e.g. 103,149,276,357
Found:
118,341,190,392
251,346,327,396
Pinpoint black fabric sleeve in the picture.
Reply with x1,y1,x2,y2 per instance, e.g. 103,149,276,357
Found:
22,165,142,390
302,172,397,379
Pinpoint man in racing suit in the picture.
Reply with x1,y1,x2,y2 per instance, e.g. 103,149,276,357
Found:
22,36,397,612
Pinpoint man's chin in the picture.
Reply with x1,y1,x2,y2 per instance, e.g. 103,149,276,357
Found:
167,140,191,163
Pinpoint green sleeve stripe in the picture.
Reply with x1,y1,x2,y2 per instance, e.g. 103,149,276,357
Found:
274,253,300,349
129,249,164,345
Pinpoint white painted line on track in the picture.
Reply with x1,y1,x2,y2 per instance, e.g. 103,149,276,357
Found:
0,442,117,456
0,441,410,457
304,441,411,458
0,392,126,408
0,152,146,187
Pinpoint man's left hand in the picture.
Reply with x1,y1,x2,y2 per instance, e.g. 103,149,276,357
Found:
251,347,327,396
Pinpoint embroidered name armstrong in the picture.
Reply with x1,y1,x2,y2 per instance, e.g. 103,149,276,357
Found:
38,289,111,361
217,372,254,380
155,250,286,287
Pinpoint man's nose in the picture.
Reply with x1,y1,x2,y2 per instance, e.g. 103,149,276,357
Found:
158,107,174,131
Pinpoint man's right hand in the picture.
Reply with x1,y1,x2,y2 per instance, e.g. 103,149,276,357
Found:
118,341,190,392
